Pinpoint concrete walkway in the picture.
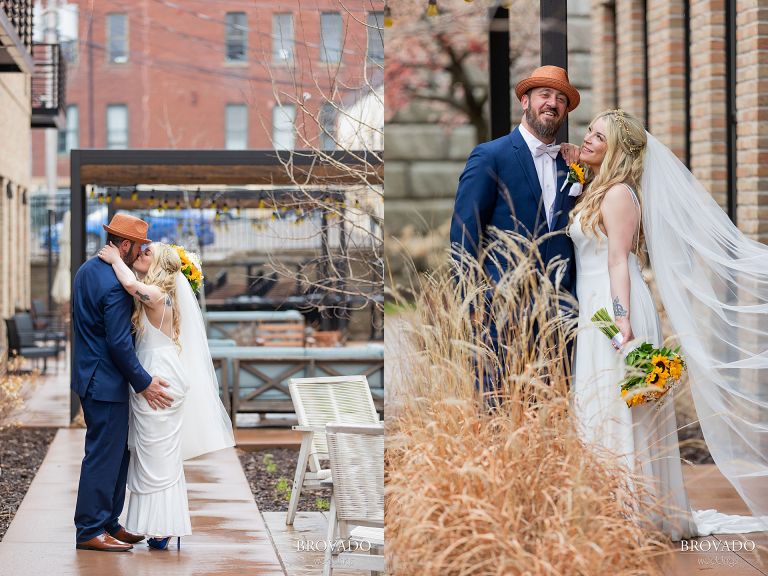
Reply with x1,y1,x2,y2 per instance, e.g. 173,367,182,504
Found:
659,465,767,575
0,429,285,575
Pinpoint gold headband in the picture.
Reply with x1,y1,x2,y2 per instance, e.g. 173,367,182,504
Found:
611,109,642,155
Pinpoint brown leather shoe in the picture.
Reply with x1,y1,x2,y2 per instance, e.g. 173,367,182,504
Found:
76,532,133,552
111,527,145,544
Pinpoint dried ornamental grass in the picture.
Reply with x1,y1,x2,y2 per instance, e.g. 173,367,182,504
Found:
386,230,668,576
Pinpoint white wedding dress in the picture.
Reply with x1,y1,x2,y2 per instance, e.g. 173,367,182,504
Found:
125,307,192,537
570,184,765,540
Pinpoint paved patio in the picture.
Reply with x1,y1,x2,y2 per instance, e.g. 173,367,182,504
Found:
5,360,765,575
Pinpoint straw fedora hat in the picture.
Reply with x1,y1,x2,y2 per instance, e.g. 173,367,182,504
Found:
515,65,580,112
102,213,151,244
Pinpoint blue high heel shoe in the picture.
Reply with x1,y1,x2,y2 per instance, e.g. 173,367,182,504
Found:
147,536,181,550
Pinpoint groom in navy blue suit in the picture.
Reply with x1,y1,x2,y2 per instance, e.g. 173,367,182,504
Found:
72,214,173,552
450,66,581,395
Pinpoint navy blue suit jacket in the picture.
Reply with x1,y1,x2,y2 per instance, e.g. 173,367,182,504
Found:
71,257,152,402
450,126,577,295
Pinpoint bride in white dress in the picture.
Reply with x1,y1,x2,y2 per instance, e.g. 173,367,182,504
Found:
99,241,234,550
565,109,767,540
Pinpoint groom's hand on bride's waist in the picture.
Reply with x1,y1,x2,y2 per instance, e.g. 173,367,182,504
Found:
141,376,173,410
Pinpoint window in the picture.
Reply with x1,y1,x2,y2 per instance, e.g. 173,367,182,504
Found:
225,104,248,150
272,104,295,150
319,103,337,150
106,13,128,63
320,12,342,63
58,105,79,154
59,3,80,65
366,12,383,64
272,13,294,63
225,12,247,62
106,105,128,149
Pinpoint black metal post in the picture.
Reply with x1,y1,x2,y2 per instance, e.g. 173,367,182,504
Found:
683,0,691,168
47,208,54,314
338,199,350,336
320,208,331,331
540,0,569,142
488,6,511,140
70,151,84,422
725,0,737,224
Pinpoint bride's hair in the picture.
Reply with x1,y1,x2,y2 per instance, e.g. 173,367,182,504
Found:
573,109,647,260
131,242,182,348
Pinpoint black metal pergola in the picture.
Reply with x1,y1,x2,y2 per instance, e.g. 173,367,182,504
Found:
69,148,382,419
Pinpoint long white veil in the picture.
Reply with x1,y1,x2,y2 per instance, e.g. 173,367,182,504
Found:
175,272,235,460
641,134,768,529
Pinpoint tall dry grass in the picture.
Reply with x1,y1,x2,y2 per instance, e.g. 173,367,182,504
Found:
386,231,669,575
0,358,31,430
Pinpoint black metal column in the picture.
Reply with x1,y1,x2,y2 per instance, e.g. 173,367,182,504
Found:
488,6,511,140
69,150,84,421
320,208,331,331
725,0,737,224
540,0,569,142
47,209,54,314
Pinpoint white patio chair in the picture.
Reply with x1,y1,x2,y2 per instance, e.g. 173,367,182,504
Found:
286,375,380,526
322,423,384,576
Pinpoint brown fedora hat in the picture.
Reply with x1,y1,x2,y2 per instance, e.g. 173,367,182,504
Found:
103,213,151,244
515,65,580,112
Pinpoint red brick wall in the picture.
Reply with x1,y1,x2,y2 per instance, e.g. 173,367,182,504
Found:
736,0,768,238
690,0,728,209
592,0,768,243
32,0,381,179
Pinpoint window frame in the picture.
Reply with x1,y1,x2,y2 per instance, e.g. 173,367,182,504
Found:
106,12,128,64
320,12,343,63
225,103,249,150
272,12,295,64
106,104,129,150
225,11,248,63
272,103,296,151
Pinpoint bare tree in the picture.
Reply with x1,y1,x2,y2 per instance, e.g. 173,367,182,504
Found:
385,0,538,145
243,1,384,321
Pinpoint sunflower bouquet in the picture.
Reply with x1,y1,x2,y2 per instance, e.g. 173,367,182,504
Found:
591,307,686,407
171,244,204,293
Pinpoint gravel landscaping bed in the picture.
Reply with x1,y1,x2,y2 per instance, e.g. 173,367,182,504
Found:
238,448,332,513
0,427,57,540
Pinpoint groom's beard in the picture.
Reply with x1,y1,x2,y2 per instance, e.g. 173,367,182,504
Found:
524,105,563,140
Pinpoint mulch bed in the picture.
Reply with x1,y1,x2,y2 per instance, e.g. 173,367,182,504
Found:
238,448,332,513
0,427,57,541
676,421,714,465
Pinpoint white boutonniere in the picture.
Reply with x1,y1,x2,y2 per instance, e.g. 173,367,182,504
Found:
560,163,586,197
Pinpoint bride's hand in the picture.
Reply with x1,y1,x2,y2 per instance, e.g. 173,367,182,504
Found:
614,317,634,351
98,242,121,264
560,143,581,165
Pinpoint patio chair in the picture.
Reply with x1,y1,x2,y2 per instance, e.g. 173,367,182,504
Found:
31,299,66,335
286,375,380,525
322,423,384,576
5,317,59,373
15,312,66,350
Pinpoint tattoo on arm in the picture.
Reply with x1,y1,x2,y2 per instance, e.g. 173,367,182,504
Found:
613,297,628,318
135,290,150,303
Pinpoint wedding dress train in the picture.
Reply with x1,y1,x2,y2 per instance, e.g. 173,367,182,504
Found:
569,186,765,540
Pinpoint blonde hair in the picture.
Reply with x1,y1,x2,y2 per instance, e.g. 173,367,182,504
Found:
131,242,182,348
571,109,647,259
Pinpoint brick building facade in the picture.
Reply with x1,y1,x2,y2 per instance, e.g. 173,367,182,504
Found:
591,0,768,243
31,0,384,184
1,2,35,367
